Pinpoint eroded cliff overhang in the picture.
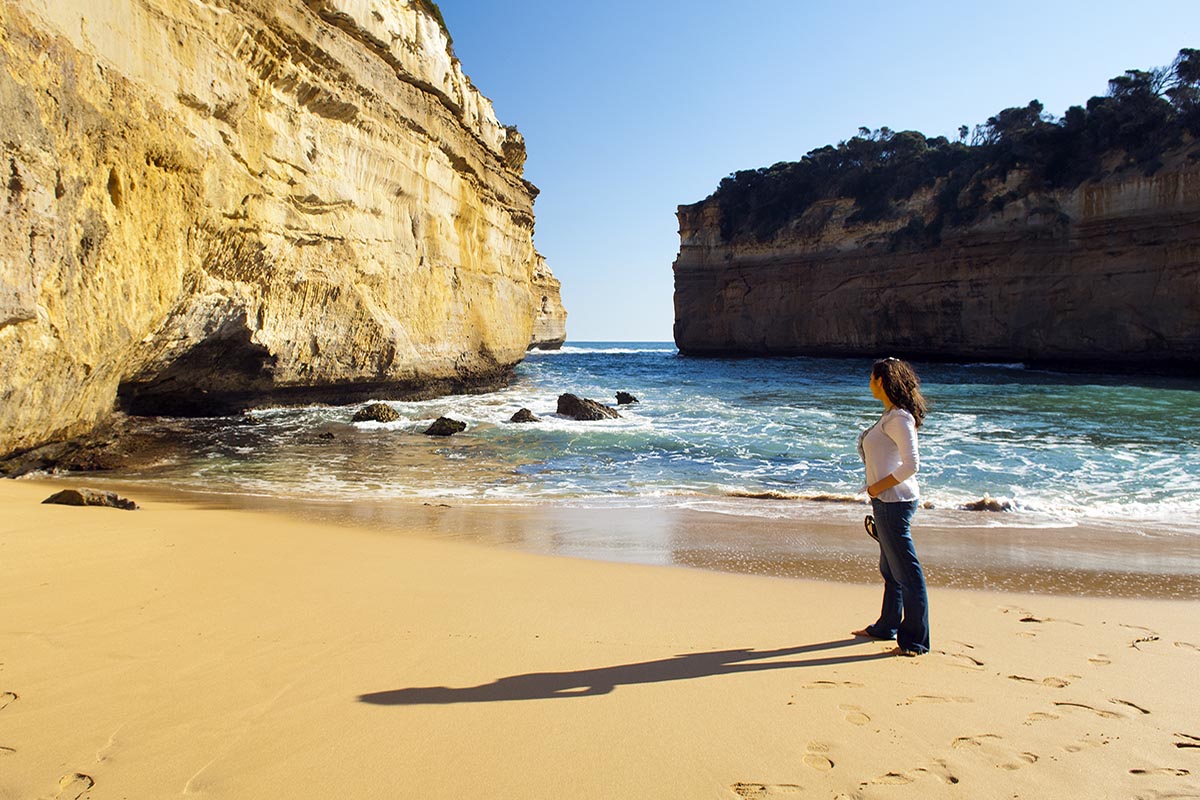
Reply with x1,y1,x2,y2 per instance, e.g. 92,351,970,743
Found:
0,0,566,457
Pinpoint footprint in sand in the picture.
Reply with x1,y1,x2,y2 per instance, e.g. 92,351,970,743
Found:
1063,734,1112,753
1009,753,1039,770
1175,733,1200,750
1025,711,1059,724
951,734,1038,770
731,782,804,798
1129,768,1190,776
1054,702,1121,719
867,760,959,787
1109,698,1151,715
802,680,864,690
47,773,93,800
940,651,985,670
0,693,17,754
1120,624,1161,650
804,741,834,771
904,694,972,705
1088,654,1112,666
870,772,914,785
1174,641,1200,653
1009,612,1084,627
999,605,1033,616
952,733,1003,749
1007,675,1070,688
912,759,961,786
839,704,871,725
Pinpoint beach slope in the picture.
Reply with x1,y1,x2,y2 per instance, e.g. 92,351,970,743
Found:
1,480,1196,798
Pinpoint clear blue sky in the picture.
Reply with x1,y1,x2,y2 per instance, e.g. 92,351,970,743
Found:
436,1,1200,342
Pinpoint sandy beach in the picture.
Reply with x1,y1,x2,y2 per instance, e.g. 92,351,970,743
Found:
2,479,1198,799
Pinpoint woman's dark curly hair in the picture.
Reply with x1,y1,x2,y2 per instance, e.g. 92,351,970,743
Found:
872,358,928,428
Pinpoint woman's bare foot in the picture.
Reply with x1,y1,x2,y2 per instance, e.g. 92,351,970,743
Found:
891,646,924,657
853,628,896,641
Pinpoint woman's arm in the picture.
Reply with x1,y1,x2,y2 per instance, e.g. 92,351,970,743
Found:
867,412,920,497
867,472,901,497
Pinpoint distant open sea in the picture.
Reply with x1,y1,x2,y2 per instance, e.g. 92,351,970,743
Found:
88,342,1200,535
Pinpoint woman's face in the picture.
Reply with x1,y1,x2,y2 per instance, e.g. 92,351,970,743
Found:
870,372,890,404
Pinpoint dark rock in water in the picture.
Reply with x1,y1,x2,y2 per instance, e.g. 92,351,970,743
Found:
0,414,194,477
729,490,797,500
425,417,467,436
961,494,1013,512
352,403,401,423
318,432,336,440
616,392,639,405
805,493,862,504
510,408,540,423
42,488,139,510
557,393,620,421
239,414,259,425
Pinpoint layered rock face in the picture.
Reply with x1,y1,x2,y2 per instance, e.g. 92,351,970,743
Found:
0,0,565,458
528,253,567,350
674,147,1200,370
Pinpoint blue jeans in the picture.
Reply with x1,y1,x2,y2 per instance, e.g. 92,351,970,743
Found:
864,499,930,654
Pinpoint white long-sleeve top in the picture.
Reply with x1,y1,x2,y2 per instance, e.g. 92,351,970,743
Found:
857,407,920,502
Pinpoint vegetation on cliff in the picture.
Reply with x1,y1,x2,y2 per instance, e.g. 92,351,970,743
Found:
708,49,1200,244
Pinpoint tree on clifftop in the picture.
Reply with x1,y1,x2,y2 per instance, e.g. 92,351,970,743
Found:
709,48,1200,244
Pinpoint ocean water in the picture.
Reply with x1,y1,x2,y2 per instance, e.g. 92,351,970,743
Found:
99,343,1200,533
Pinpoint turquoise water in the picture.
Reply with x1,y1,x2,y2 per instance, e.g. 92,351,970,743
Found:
104,342,1200,531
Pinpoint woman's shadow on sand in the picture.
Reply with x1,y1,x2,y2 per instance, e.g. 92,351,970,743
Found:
358,638,889,705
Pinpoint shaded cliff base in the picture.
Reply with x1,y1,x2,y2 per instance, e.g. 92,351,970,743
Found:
116,366,516,417
0,365,515,476
670,346,1200,377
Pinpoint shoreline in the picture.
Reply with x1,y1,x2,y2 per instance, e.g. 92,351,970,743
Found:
13,476,1199,599
2,478,1198,798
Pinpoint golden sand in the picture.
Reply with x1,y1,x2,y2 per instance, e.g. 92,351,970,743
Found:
1,479,1197,799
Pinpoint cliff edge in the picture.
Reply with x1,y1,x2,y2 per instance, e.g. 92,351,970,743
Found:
0,0,566,459
673,54,1200,371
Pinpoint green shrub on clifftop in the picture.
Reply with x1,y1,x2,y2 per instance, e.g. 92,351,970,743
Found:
709,49,1200,244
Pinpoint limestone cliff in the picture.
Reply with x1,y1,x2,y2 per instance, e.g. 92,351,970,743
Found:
674,145,1200,370
528,253,567,350
0,0,566,459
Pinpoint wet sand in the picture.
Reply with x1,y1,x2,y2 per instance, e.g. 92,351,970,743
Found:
86,480,1200,599
2,478,1198,799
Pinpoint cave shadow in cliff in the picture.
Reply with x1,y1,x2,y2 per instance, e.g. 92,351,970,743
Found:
117,325,278,417
357,638,890,705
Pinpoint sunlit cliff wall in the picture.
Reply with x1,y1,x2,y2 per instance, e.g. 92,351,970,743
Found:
0,0,566,458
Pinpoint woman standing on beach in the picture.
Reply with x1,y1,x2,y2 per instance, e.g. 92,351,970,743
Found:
853,357,930,656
